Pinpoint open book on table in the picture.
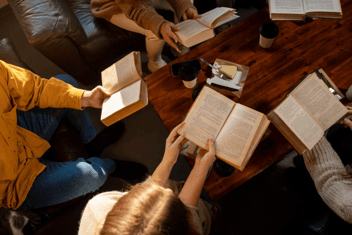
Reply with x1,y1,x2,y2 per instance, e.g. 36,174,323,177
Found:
267,69,347,154
178,86,270,171
175,7,239,48
269,0,342,21
100,51,148,126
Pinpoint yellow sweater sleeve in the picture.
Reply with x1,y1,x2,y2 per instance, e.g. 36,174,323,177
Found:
0,60,85,111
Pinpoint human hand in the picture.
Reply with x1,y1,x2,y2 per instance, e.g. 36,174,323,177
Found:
163,122,186,165
340,106,352,130
81,86,111,108
182,7,201,21
160,21,181,53
195,138,216,169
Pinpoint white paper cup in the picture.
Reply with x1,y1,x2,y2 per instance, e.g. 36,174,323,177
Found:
259,35,276,48
179,64,199,89
259,22,279,48
346,85,352,101
182,77,197,89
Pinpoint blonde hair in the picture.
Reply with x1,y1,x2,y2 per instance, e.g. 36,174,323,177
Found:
100,181,200,235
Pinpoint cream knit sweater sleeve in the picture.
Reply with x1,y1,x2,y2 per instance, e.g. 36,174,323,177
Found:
303,136,352,223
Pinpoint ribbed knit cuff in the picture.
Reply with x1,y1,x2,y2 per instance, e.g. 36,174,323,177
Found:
168,0,196,22
70,87,85,110
141,9,167,38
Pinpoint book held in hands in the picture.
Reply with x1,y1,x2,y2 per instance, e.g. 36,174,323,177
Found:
267,69,347,154
100,51,148,126
179,86,270,171
269,0,342,21
175,7,239,47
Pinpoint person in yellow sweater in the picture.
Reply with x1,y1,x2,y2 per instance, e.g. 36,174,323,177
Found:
0,60,147,211
90,0,200,73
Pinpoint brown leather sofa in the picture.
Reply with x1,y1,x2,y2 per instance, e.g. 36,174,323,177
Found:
0,37,126,235
7,0,217,86
7,0,145,85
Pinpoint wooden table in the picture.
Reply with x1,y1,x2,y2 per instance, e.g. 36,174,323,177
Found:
146,0,352,200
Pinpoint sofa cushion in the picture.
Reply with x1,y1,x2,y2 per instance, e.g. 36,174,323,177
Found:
0,38,31,70
66,0,143,70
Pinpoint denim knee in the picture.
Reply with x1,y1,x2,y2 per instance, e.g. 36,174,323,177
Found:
75,158,116,193
54,74,79,88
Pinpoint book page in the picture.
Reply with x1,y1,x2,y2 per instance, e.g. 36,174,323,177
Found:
269,0,305,14
274,95,323,150
213,14,240,28
303,0,341,13
239,117,271,170
196,7,236,28
175,20,211,45
180,86,235,150
290,74,347,131
101,80,142,121
101,51,142,94
215,104,264,165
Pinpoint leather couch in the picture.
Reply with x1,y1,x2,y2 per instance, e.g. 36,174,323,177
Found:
0,37,126,235
7,0,217,86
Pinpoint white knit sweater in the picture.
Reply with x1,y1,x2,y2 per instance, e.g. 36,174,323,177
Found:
303,136,352,223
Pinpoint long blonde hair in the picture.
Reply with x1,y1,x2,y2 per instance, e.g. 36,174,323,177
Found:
100,181,200,235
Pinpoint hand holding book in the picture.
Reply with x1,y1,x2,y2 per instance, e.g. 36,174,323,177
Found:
267,69,348,154
81,86,111,109
160,7,201,52
182,7,201,21
179,86,270,171
194,138,217,170
100,51,148,126
152,122,186,187
163,122,186,165
340,106,352,130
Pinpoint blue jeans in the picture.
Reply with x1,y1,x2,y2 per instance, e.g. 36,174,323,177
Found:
17,74,115,210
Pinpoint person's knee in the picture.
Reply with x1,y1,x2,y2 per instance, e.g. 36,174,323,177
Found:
144,30,161,41
54,74,79,88
75,160,113,192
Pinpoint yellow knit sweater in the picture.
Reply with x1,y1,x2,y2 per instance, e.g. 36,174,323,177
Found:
0,60,84,209
90,0,195,38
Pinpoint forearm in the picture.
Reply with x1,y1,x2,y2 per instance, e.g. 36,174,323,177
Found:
167,0,196,21
179,163,209,207
80,91,91,108
118,1,166,37
303,136,352,223
3,61,83,111
152,159,175,187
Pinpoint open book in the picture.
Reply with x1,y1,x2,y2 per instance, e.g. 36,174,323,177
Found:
267,70,347,154
269,0,342,21
100,51,148,126
179,86,270,171
175,7,239,48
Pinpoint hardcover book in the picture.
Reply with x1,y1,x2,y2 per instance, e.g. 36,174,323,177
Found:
100,51,148,126
179,86,270,171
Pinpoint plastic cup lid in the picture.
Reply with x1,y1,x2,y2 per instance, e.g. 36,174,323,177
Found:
179,64,198,81
259,22,279,39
